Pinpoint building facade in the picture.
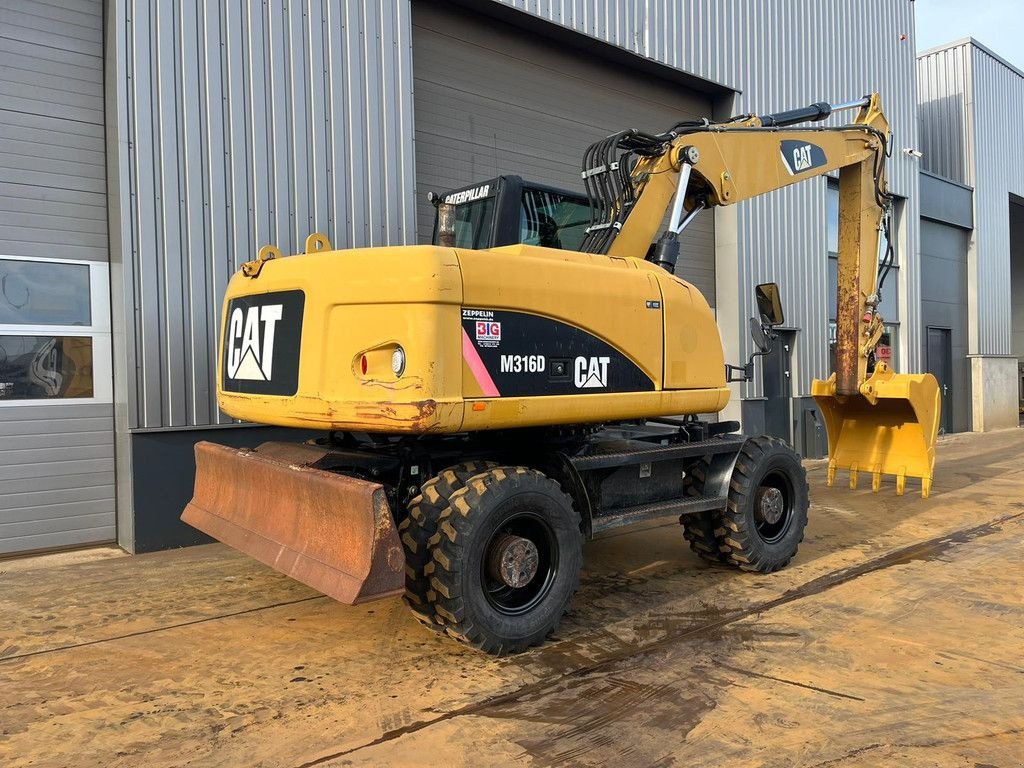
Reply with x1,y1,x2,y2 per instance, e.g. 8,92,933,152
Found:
917,39,1024,431
0,0,974,556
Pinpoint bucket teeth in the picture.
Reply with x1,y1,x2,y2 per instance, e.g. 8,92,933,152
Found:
811,369,940,500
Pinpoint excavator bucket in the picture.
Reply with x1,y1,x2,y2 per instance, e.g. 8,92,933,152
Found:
811,365,941,498
181,441,405,604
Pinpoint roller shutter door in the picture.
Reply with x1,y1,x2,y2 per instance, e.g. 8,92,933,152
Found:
411,2,717,305
0,0,115,555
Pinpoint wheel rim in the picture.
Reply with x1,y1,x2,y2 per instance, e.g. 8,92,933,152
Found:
481,511,559,616
753,470,794,544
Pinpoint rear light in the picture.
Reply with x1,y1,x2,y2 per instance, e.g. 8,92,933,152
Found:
360,355,368,375
391,346,406,377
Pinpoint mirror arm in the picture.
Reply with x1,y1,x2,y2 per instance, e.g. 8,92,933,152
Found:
726,362,754,383
725,324,777,383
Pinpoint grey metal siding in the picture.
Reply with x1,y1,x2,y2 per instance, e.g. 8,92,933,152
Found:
0,0,107,261
411,2,716,304
965,45,1024,356
492,0,922,395
917,40,1024,356
917,44,971,185
0,403,116,554
920,171,973,230
108,0,417,429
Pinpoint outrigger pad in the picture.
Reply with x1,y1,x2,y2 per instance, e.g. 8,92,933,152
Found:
182,441,405,604
811,366,941,498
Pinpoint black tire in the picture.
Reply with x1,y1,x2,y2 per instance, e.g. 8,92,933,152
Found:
427,466,583,655
681,457,729,564
718,436,809,572
400,460,496,628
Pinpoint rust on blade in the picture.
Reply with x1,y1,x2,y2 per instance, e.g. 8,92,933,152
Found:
181,441,404,604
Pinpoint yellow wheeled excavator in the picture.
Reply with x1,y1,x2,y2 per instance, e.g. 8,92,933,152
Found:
183,93,940,655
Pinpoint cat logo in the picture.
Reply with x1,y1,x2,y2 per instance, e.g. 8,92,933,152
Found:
780,139,826,176
226,305,283,381
574,356,610,388
791,143,813,172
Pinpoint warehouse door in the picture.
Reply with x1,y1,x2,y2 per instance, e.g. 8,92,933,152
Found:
411,2,718,305
920,218,969,432
0,1,115,555
926,328,953,434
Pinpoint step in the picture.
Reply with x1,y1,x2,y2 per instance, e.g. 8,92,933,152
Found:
590,495,727,535
570,434,745,471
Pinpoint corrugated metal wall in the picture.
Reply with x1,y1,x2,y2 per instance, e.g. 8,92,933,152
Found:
411,1,717,304
111,0,922,427
917,43,971,186
967,45,1024,356
108,0,416,428
493,0,923,395
918,41,1024,356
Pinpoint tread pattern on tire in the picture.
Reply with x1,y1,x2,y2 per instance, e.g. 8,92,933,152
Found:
399,460,495,627
427,466,582,655
681,457,730,564
717,436,809,573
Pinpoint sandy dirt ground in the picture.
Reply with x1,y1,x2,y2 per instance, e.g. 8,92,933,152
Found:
2,429,1023,767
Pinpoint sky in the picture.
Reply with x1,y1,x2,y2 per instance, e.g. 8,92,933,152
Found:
915,0,1024,70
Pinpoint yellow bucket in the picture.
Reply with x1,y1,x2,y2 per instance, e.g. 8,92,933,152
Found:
811,363,941,498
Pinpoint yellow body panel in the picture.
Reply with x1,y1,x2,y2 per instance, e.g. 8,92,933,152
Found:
217,243,730,432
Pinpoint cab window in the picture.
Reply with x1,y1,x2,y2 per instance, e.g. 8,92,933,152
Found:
519,188,592,251
432,197,496,249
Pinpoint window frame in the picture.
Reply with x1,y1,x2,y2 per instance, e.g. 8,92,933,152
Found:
0,254,111,406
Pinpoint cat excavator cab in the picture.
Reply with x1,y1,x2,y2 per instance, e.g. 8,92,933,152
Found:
183,93,940,655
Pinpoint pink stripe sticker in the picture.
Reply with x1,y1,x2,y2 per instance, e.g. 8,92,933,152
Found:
461,328,500,397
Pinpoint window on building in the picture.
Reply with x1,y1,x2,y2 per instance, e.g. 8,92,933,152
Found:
0,335,94,399
826,180,901,372
0,259,91,326
0,257,109,403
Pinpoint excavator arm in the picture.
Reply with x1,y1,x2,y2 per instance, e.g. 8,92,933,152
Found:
580,94,939,496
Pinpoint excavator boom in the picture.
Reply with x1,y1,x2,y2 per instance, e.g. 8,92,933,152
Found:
576,94,939,495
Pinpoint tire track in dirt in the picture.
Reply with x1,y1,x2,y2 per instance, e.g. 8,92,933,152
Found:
0,595,327,663
294,510,1024,766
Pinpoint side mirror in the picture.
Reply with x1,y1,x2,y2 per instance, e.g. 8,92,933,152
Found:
754,282,784,327
748,316,770,353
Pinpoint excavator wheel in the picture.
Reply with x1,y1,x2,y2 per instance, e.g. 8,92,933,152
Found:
426,466,583,655
718,437,809,573
681,457,730,564
400,460,496,629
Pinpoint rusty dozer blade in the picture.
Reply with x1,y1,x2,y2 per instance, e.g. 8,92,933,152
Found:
182,441,404,604
811,364,941,498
